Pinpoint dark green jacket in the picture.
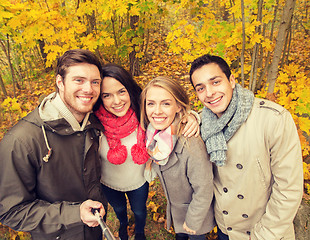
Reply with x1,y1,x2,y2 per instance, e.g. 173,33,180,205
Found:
0,97,106,240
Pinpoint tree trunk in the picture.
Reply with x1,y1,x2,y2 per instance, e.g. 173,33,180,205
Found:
111,12,119,48
129,15,141,76
21,48,32,92
267,0,296,94
230,0,236,26
80,0,97,43
294,15,309,36
0,72,8,98
0,36,17,97
85,0,96,36
280,18,293,68
142,29,151,64
255,24,265,91
38,40,52,72
258,0,279,90
240,0,246,87
285,22,293,65
249,0,263,92
6,35,18,97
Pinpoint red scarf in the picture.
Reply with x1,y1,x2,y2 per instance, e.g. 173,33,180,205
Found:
95,105,149,165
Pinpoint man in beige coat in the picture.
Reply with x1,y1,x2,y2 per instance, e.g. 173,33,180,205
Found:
189,54,303,240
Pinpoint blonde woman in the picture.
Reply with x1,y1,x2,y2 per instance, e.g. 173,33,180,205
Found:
140,76,215,240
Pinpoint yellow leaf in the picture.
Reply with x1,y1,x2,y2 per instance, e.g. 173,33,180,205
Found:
176,38,191,51
130,6,140,16
298,117,310,136
147,201,159,213
148,191,156,198
152,212,159,222
261,39,273,51
1,97,12,107
174,29,182,38
250,33,263,46
11,102,21,112
117,4,128,16
303,162,310,180
0,10,14,19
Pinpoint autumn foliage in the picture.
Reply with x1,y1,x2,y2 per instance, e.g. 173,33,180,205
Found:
0,0,310,239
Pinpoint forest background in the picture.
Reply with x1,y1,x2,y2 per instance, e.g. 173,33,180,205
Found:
0,0,310,239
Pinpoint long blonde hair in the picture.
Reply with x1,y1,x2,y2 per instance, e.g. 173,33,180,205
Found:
140,76,191,134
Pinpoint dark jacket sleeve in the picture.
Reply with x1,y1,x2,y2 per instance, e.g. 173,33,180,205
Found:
0,131,82,235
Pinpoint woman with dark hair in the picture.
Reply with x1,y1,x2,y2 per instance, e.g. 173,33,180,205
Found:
94,64,148,240
94,64,199,240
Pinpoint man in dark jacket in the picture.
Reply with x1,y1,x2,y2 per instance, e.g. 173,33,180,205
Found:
0,49,107,240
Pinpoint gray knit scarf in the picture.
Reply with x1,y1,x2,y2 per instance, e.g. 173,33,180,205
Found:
200,84,254,166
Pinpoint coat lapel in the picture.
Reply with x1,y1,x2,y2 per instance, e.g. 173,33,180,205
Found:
159,137,185,171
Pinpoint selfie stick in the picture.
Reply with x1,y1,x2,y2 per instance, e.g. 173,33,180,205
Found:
94,210,116,240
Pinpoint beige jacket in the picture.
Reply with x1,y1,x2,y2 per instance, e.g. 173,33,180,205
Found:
213,98,303,240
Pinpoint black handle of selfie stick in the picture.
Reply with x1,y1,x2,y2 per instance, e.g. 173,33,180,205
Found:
93,209,116,240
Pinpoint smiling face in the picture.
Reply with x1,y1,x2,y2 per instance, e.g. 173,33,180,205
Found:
145,86,181,130
191,63,236,118
56,63,101,122
101,76,131,117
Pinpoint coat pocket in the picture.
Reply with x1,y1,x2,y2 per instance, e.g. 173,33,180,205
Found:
255,157,268,190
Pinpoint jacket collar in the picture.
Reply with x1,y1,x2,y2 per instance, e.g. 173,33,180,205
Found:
156,137,185,171
22,93,104,135
39,93,90,132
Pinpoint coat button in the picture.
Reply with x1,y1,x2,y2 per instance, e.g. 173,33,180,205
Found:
223,210,228,215
242,214,249,218
236,163,243,169
223,187,228,193
247,231,251,235
237,194,244,199
77,133,81,137
83,168,87,172
260,101,265,105
227,227,232,231
56,236,61,239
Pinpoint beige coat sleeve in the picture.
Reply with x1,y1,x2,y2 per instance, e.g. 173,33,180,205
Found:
251,109,303,240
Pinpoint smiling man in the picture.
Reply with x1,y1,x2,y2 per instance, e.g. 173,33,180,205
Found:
0,49,107,240
189,54,303,240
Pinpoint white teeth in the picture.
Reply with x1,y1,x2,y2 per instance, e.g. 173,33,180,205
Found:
209,97,221,104
79,97,92,101
153,117,165,122
113,105,123,110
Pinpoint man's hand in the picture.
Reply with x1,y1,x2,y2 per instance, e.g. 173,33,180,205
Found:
182,113,200,138
80,199,105,227
183,222,196,235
